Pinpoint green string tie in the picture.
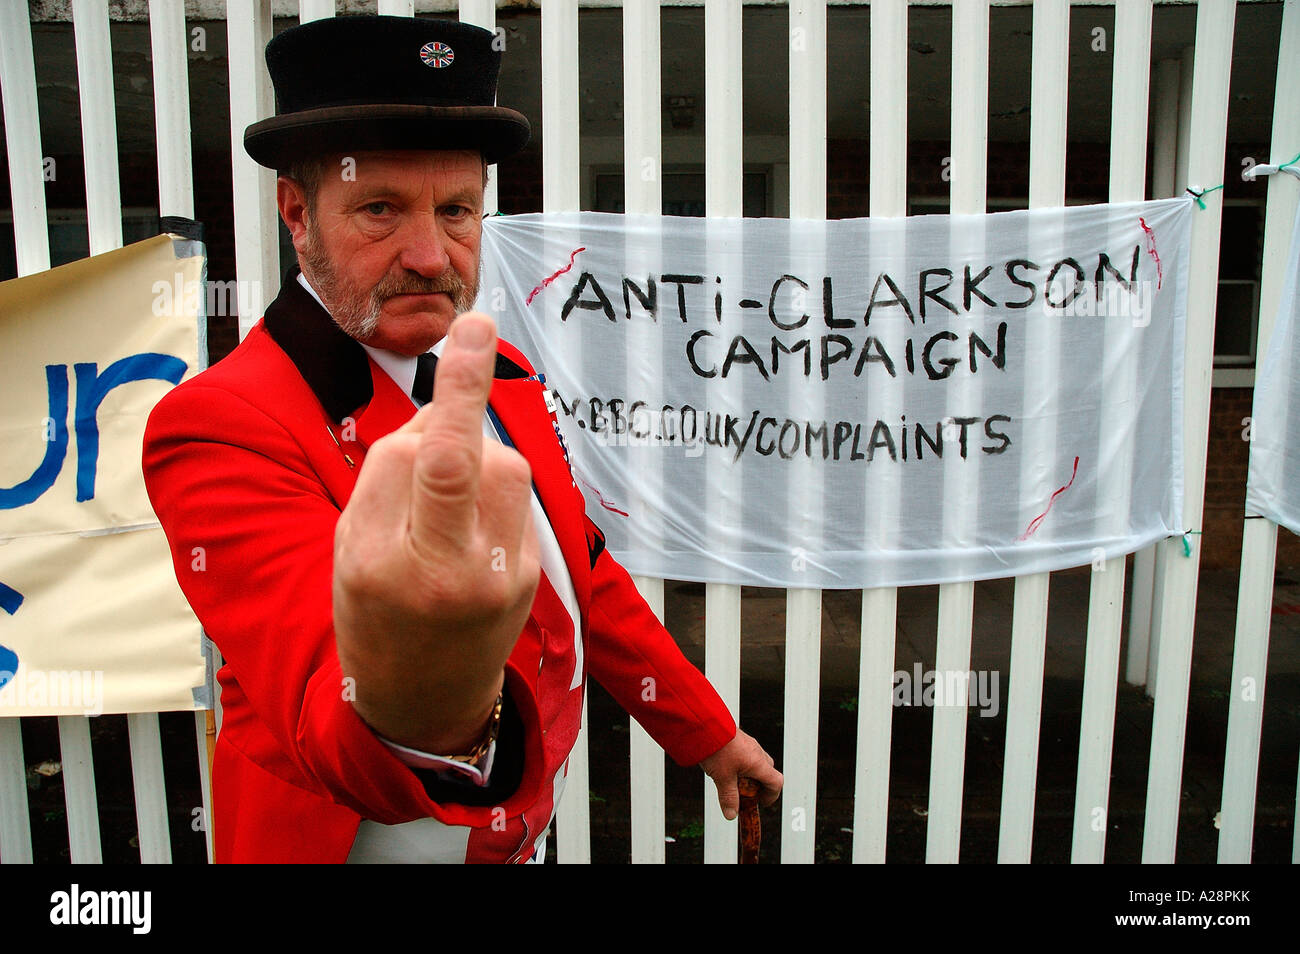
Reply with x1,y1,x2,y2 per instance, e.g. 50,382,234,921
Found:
1181,530,1203,557
1186,184,1225,210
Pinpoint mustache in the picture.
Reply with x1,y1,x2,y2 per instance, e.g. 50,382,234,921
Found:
372,271,468,301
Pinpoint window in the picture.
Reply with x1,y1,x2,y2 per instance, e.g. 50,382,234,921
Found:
1214,200,1265,367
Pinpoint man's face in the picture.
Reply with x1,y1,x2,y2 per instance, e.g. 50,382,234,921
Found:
281,149,485,356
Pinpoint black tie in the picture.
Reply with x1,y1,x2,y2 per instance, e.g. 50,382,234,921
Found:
412,352,437,406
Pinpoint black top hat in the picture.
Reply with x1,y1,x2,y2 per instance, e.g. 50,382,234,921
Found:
243,16,530,169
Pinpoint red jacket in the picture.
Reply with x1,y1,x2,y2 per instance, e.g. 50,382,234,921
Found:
142,271,735,862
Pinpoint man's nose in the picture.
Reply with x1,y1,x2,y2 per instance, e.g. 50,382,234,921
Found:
397,213,453,276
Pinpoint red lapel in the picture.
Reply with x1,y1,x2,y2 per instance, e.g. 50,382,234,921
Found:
352,355,418,452
488,376,593,617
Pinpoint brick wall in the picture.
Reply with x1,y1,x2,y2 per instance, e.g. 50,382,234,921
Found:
1205,388,1300,571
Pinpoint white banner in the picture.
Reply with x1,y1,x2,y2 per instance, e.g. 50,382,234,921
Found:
0,235,207,715
479,198,1191,589
1246,205,1300,536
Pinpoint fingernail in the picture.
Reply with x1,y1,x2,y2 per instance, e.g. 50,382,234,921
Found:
452,316,493,351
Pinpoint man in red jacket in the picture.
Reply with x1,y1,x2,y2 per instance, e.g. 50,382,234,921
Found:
143,15,780,862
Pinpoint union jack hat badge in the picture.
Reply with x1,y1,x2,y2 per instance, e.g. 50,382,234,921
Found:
419,41,455,68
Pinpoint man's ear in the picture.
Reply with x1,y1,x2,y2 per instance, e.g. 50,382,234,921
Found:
277,176,311,253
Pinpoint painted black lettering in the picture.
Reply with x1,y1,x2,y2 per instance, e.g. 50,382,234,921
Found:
864,272,916,326
853,336,897,377
968,322,1007,372
722,335,770,380
821,334,854,380
660,404,677,441
629,401,649,439
823,277,851,329
769,274,811,331
850,423,866,461
963,264,997,310
622,276,657,321
1004,260,1039,308
680,405,698,442
1044,258,1086,308
983,414,1012,454
922,331,960,379
686,329,717,378
777,420,801,460
704,411,725,447
608,398,627,434
951,416,980,458
561,272,616,322
914,421,941,459
866,421,897,462
1094,245,1141,300
919,268,957,321
730,410,761,461
771,337,811,376
661,273,705,321
805,421,829,459
832,421,853,461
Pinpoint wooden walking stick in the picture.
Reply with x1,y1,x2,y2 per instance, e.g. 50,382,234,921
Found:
738,777,761,864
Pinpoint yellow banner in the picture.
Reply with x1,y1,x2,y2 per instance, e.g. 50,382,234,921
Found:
0,234,207,716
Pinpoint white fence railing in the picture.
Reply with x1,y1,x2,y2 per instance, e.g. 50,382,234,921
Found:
1220,0,1300,865
0,0,1295,865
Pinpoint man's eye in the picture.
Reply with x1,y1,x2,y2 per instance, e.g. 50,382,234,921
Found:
445,205,472,219
363,202,390,216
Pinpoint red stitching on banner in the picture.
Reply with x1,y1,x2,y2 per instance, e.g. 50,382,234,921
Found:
526,246,586,306
1018,456,1080,541
579,476,628,517
1138,217,1163,290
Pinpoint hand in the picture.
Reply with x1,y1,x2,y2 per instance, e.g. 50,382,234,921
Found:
699,729,782,821
333,313,540,753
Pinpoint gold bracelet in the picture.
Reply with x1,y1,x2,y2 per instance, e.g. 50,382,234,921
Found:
447,692,503,767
